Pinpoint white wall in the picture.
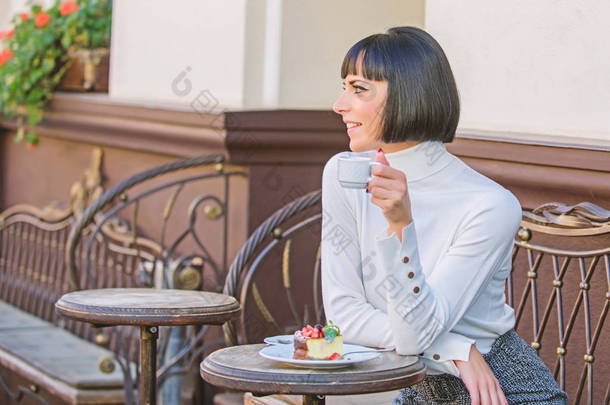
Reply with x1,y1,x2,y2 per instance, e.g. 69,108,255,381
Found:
108,0,424,110
7,1,606,147
109,0,247,108
2,0,425,111
274,0,424,109
426,0,610,144
0,2,11,31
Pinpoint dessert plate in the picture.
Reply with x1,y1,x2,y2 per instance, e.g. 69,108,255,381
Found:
263,334,294,345
258,343,381,369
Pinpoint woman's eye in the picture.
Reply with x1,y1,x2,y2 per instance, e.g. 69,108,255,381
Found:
341,85,366,93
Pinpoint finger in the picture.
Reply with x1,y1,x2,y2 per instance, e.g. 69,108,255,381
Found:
480,384,495,405
369,195,401,212
369,186,403,202
495,382,508,405
468,384,480,405
371,164,406,182
489,382,501,405
368,176,406,193
376,148,390,166
496,390,508,405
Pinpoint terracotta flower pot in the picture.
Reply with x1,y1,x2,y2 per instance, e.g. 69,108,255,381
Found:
58,48,109,92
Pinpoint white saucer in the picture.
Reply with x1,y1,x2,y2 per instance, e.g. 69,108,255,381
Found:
263,334,294,345
258,343,380,369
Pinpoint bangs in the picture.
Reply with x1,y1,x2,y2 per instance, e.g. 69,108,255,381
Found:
337,26,460,144
340,34,388,82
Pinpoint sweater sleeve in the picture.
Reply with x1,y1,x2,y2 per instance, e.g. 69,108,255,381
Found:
373,188,522,357
320,154,522,374
321,155,396,348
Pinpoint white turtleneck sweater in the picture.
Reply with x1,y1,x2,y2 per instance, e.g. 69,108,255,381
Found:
321,141,522,377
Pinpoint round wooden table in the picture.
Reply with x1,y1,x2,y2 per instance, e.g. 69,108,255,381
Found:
200,344,426,405
56,288,240,405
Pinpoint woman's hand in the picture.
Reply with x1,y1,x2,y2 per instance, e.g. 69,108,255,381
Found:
368,149,413,240
454,344,508,405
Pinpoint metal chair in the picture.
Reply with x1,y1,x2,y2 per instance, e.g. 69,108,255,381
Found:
511,202,609,405
64,152,246,404
222,189,324,347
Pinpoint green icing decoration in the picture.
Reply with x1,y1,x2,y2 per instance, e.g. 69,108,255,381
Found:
323,320,340,343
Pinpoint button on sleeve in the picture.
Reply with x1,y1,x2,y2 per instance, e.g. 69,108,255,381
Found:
373,190,521,357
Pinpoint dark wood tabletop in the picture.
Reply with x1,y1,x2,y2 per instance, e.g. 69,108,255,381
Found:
200,344,426,396
55,288,240,326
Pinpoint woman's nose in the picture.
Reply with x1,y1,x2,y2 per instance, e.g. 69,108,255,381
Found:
333,92,350,114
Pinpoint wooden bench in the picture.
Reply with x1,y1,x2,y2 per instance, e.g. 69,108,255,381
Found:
0,149,130,404
0,150,245,404
0,301,127,405
216,190,609,405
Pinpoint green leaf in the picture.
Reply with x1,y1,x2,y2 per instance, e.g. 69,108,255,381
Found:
323,320,340,343
25,131,39,145
26,105,43,125
29,70,44,84
61,32,72,48
41,57,55,72
14,127,24,142
41,32,56,46
323,327,338,343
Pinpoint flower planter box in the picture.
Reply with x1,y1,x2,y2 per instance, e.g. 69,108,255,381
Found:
58,48,109,92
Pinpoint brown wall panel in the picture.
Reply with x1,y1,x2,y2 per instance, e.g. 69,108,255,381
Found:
0,131,249,284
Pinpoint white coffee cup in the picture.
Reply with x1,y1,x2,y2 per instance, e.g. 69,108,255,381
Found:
337,151,382,189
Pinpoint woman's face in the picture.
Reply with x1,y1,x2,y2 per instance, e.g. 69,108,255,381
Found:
333,72,388,152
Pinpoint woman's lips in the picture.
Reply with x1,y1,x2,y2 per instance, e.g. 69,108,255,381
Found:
346,123,362,134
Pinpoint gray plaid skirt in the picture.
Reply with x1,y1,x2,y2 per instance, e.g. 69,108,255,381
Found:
393,329,568,404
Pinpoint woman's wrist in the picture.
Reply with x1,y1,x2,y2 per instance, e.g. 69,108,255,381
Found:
386,219,412,242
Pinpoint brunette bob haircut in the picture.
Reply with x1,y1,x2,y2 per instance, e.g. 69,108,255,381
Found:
341,26,459,143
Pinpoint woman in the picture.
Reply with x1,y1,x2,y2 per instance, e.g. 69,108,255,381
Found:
321,26,568,404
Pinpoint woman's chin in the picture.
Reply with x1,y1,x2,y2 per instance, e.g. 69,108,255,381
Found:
349,140,376,153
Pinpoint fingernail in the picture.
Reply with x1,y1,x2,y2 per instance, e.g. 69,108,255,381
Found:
377,148,383,153
366,187,369,193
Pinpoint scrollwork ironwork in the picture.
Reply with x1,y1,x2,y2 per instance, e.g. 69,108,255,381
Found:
0,375,51,405
64,154,246,403
223,190,323,345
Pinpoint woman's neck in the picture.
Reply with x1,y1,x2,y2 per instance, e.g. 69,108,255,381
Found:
379,141,421,153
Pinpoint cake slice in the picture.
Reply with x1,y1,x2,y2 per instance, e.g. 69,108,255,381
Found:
293,322,343,360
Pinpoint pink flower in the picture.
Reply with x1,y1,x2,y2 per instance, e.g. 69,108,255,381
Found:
60,1,79,16
0,49,14,67
20,13,30,22
0,29,14,40
35,12,51,28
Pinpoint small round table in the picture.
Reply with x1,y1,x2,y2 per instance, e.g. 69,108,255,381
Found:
56,288,240,405
200,344,426,405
